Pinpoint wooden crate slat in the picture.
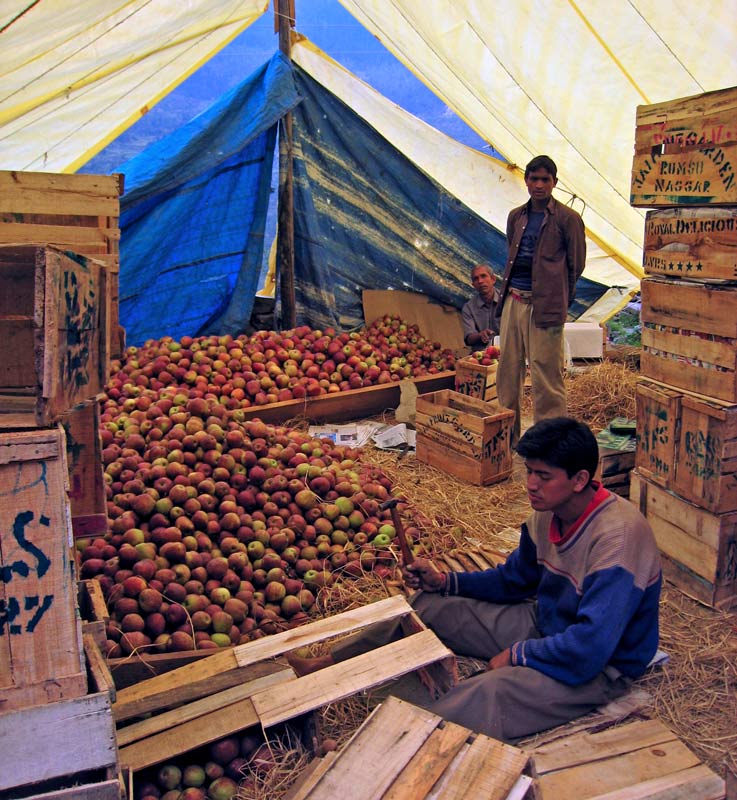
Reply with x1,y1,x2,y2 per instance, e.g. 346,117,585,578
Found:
533,719,676,775
115,668,293,747
641,326,735,371
641,278,737,338
21,778,122,800
585,763,725,799
284,752,340,800
233,594,412,667
118,696,260,773
536,739,700,800
381,721,471,800
303,697,442,800
435,735,529,800
635,380,681,489
0,690,117,791
0,171,122,216
251,628,453,728
237,371,455,425
112,648,238,721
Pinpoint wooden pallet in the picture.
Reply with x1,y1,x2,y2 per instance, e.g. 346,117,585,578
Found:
529,718,725,799
285,696,530,800
113,595,456,773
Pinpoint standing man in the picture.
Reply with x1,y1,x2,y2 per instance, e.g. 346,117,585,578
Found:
461,263,500,348
287,418,662,743
496,155,586,442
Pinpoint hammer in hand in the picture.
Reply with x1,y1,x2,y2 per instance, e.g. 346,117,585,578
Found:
379,497,414,565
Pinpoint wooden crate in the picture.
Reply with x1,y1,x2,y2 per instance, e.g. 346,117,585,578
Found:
640,276,737,403
643,207,737,282
596,445,636,497
0,427,87,714
287,696,530,800
0,245,110,428
635,379,682,488
0,635,120,799
453,355,498,402
631,85,737,207
0,170,123,358
113,595,455,773
674,393,737,514
415,389,514,485
60,399,107,537
530,718,725,799
630,469,737,610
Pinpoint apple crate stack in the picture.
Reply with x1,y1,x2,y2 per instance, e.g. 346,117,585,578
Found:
0,170,124,357
0,243,122,797
629,85,737,610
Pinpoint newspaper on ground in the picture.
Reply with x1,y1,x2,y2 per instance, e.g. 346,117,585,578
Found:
308,421,385,448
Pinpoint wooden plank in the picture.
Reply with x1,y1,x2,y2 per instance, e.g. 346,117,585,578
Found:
113,658,285,723
84,632,116,701
382,721,471,800
450,551,480,572
108,647,219,689
641,278,737,338
234,594,413,667
433,735,528,800
238,372,455,425
640,352,737,406
0,691,117,791
284,752,340,800
641,326,736,371
304,697,441,800
118,696,260,772
0,171,122,216
115,668,293,747
251,628,453,728
659,552,737,611
586,764,725,800
465,550,497,572
23,778,122,800
533,719,676,775
643,208,737,282
536,740,700,800
112,648,238,721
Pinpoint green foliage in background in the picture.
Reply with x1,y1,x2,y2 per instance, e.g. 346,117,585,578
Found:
605,300,641,347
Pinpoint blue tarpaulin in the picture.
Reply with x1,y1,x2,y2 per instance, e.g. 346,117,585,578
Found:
289,66,607,331
118,53,300,346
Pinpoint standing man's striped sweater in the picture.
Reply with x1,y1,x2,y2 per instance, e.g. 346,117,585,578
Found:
448,487,662,686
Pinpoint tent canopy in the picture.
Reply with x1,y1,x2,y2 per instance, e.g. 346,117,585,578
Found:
2,0,736,327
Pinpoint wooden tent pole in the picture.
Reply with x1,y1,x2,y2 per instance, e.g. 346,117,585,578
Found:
276,0,296,329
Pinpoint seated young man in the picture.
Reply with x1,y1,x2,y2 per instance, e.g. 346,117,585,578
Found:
289,417,662,742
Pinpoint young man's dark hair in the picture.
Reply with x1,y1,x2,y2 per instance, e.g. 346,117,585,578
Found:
524,154,557,180
515,416,599,479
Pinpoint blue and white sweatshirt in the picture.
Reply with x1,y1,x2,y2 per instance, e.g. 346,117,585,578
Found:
445,488,662,686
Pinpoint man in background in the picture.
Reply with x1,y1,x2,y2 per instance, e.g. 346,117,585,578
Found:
495,155,586,442
461,263,500,348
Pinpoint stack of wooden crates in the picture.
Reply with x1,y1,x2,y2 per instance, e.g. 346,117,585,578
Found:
630,86,737,611
0,172,124,798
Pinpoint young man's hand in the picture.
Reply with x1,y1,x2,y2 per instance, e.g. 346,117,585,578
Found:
402,557,447,592
488,648,512,670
